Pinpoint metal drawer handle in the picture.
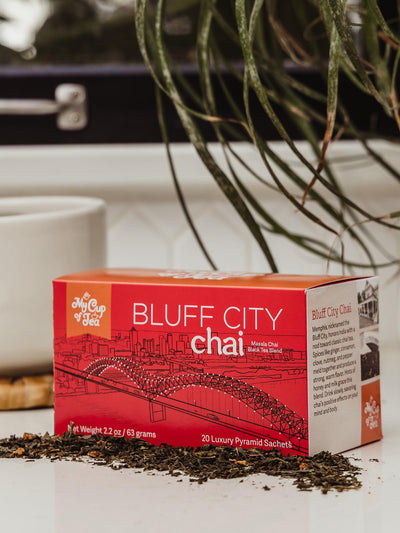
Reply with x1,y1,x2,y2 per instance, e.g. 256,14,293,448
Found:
0,84,88,131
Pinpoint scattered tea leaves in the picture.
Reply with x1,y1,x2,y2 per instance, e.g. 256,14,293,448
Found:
10,447,25,457
0,431,362,494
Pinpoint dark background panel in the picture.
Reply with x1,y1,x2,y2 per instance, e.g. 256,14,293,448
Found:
0,65,397,145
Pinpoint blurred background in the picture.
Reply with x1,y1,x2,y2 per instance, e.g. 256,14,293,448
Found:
0,0,398,356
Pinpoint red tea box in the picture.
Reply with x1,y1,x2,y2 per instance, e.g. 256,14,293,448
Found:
53,269,382,456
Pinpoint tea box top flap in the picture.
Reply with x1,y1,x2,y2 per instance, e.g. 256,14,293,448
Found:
53,268,369,290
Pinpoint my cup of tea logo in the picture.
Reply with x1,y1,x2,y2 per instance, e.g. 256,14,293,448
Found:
361,380,382,444
364,395,380,430
66,282,111,339
72,291,106,327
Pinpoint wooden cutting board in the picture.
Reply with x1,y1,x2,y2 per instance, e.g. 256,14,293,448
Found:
0,375,53,410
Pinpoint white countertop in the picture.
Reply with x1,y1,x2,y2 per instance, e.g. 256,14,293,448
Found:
1,347,399,533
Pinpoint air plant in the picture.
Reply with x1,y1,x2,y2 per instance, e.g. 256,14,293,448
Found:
135,0,400,272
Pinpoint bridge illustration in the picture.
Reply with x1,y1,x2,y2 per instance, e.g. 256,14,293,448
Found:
55,354,308,451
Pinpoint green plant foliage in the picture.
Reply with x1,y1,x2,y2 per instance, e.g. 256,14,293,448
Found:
135,0,400,271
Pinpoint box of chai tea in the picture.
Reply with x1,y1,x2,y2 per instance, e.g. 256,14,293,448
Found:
53,269,382,456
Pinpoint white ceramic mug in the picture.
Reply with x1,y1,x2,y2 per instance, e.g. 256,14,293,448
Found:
0,196,106,375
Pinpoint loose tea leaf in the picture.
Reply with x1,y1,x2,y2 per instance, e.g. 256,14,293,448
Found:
0,430,362,494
